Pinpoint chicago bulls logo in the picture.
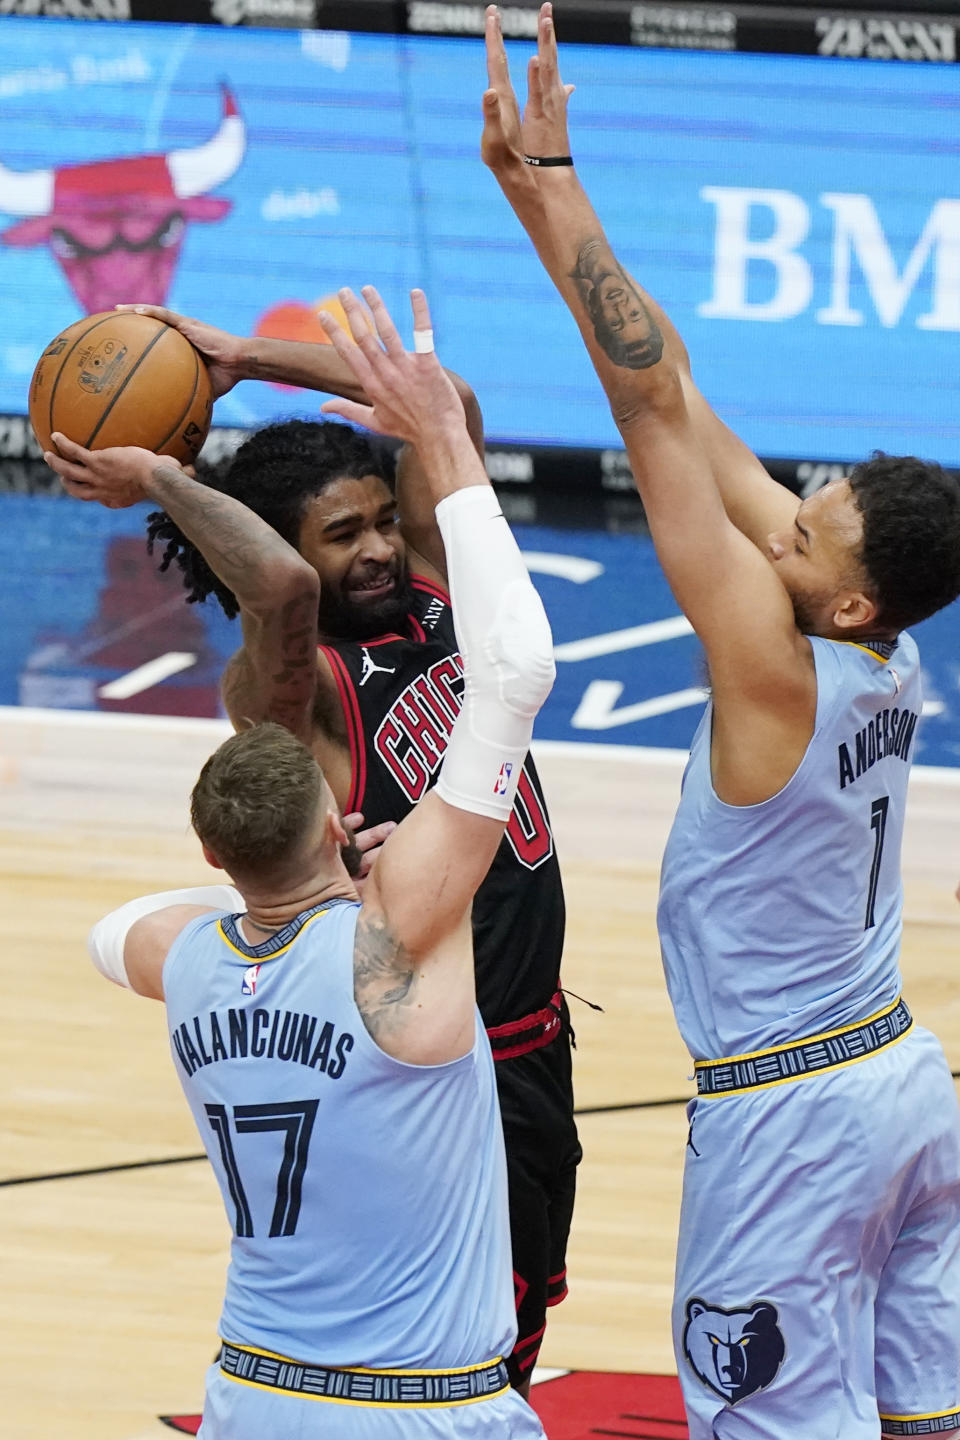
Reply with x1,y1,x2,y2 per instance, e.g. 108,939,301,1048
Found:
0,85,245,314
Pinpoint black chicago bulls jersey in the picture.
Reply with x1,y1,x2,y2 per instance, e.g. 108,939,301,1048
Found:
319,574,565,1027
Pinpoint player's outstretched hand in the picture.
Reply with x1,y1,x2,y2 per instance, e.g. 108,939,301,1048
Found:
318,287,465,447
482,3,574,185
114,304,244,400
45,433,181,509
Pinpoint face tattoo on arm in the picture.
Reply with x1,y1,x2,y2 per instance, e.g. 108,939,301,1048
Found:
569,237,665,371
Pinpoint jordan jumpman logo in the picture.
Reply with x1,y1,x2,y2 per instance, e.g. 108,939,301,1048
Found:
359,647,398,687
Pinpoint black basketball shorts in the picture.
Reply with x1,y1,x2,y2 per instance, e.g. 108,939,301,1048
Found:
494,1015,582,1388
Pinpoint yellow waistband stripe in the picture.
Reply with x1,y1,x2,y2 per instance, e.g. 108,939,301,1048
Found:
218,1339,504,1378
221,1371,510,1409
694,994,905,1071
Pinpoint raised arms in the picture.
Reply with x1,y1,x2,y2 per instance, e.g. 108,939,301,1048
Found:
44,440,320,744
87,883,244,1001
118,302,488,584
479,17,797,551
317,288,554,1061
482,4,816,805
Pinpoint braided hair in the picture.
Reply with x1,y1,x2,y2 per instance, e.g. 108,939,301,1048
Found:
146,419,395,620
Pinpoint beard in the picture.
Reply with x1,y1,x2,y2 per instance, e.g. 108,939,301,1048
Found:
787,584,828,636
318,557,414,641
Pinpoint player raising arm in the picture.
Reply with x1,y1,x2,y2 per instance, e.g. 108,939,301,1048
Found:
482,7,960,1440
82,289,551,1440
45,305,484,756
48,291,580,1390
484,4,840,809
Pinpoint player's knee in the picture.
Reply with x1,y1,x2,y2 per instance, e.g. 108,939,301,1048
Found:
485,577,555,718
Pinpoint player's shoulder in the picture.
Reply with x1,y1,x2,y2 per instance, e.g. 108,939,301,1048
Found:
155,906,225,999
810,630,918,679
411,568,450,599
894,629,920,666
410,570,452,632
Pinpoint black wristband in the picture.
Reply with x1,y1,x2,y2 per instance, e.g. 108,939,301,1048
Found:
522,155,574,167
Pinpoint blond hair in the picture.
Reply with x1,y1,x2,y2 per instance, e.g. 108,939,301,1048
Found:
191,722,323,877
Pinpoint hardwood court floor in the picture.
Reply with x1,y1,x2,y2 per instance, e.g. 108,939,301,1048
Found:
1,711,958,1439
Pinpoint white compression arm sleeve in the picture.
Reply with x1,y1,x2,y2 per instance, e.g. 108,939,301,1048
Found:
434,486,555,821
87,884,243,988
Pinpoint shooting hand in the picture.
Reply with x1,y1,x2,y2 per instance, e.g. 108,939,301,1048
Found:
46,432,180,508
114,304,244,399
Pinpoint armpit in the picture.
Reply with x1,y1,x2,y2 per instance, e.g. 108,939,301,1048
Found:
221,650,257,729
353,908,416,1046
313,652,350,747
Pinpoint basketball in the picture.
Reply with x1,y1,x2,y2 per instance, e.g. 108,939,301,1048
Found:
29,311,213,467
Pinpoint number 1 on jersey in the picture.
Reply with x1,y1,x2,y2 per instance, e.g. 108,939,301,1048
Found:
864,795,889,930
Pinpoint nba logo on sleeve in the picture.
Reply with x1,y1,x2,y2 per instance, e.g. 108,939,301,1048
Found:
241,964,262,997
494,762,513,796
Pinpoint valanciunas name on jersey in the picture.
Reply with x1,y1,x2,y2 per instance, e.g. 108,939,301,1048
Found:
172,1007,355,1079
837,705,920,790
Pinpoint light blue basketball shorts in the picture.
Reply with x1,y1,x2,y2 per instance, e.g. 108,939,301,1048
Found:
197,1362,546,1439
673,1025,960,1439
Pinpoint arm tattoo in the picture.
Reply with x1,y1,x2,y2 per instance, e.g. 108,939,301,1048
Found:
265,590,317,727
353,910,417,1045
569,237,664,370
148,464,318,731
147,464,300,599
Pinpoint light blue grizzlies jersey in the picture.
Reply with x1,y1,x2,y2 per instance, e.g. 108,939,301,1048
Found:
658,634,922,1060
162,898,517,1368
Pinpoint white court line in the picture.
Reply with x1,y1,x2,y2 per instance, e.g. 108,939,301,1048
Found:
554,615,694,661
522,552,605,585
572,682,708,731
98,652,198,701
534,738,689,767
0,704,228,736
67,594,185,667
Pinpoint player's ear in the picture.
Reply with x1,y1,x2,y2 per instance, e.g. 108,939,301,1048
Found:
201,843,224,871
325,806,350,851
833,587,877,631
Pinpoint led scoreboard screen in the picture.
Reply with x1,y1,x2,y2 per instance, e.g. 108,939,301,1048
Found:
1,16,958,465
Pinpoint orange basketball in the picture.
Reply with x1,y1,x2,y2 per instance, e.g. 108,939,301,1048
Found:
29,311,212,467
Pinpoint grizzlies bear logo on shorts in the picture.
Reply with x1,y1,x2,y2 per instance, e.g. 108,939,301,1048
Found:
683,1298,785,1404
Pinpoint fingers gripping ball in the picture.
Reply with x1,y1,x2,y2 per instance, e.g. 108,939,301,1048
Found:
30,311,212,466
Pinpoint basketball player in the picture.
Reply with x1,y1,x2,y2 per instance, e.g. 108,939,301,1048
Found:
481,6,960,1438
77,289,551,1439
47,305,578,1393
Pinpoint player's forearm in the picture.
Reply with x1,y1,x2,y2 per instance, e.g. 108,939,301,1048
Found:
523,175,795,546
238,336,479,430
144,463,318,612
497,167,686,427
235,337,369,401
409,421,490,505
498,163,800,553
497,167,742,548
